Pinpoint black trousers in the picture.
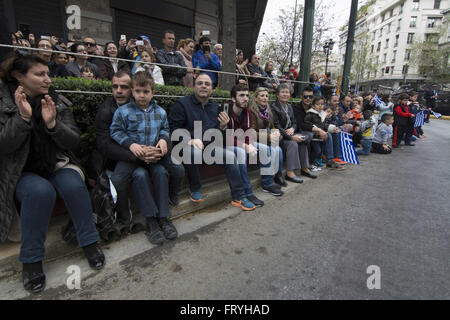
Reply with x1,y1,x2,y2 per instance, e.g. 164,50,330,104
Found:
393,124,414,147
371,142,392,154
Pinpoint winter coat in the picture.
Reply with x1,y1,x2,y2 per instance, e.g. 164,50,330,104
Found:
271,100,299,140
134,64,165,85
97,59,131,81
155,48,187,86
0,82,81,242
192,50,221,85
304,108,337,133
249,105,278,145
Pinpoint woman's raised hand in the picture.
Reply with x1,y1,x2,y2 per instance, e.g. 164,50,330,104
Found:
41,95,57,129
14,86,32,122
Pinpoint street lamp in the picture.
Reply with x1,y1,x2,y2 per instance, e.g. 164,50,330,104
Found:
323,39,335,75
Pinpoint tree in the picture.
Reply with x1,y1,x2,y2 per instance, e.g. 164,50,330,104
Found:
257,0,333,75
410,33,450,85
350,31,380,89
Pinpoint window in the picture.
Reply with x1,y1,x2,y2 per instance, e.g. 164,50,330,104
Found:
383,53,387,63
412,0,419,11
427,18,437,28
395,34,399,47
377,42,381,52
385,38,390,48
392,50,397,62
434,0,441,9
407,33,414,44
399,4,404,14
426,34,439,42
379,27,383,37
388,23,392,33
374,70,378,78
397,19,402,31
382,13,386,22
391,66,395,75
390,9,394,18
410,16,417,28
381,68,385,76
405,50,411,60
373,30,377,40
402,65,409,74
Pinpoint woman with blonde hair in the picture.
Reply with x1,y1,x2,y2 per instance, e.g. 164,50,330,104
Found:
177,38,195,88
249,87,286,191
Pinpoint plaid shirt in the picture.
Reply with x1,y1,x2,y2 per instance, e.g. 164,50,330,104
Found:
110,99,170,149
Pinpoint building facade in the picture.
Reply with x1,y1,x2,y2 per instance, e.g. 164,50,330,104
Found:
338,0,448,92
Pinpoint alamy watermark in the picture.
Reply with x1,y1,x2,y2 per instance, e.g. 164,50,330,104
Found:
366,265,381,290
66,265,81,290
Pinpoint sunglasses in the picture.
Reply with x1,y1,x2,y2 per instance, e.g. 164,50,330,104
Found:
84,42,96,47
303,95,314,99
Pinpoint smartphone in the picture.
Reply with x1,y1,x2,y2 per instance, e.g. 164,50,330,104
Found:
202,30,210,36
41,35,51,40
18,23,30,40
218,103,229,115
136,40,144,46
120,35,127,41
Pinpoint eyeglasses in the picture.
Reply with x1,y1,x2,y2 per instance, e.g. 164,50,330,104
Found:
303,95,314,99
84,42,96,47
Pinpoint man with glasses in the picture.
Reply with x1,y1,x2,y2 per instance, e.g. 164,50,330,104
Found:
83,36,102,66
247,54,270,92
66,43,99,78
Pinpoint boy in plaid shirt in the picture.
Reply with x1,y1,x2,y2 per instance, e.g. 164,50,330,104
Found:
110,71,177,245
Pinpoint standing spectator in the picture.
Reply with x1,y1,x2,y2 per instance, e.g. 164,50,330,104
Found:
0,53,105,294
264,61,280,92
168,73,256,210
135,48,164,85
213,43,223,67
392,93,415,148
288,64,298,79
424,84,438,123
49,50,70,78
321,72,334,100
247,54,270,92
83,36,101,66
310,72,323,97
177,38,195,88
235,49,250,85
35,38,53,64
97,42,130,81
66,44,98,78
193,36,221,88
362,92,375,111
156,30,187,86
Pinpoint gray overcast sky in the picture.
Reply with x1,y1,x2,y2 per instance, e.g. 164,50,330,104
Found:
258,0,353,44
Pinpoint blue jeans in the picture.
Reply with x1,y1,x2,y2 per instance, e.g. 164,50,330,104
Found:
16,169,99,263
254,142,283,188
311,133,334,162
184,146,245,200
331,133,341,158
226,146,254,198
357,139,372,155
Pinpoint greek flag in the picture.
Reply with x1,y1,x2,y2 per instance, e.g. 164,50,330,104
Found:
340,132,359,165
373,94,383,107
414,110,426,127
431,110,442,119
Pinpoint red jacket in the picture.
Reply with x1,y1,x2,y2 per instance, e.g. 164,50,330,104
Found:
394,104,413,118
227,108,255,148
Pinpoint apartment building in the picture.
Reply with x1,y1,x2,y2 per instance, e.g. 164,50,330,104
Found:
338,0,448,91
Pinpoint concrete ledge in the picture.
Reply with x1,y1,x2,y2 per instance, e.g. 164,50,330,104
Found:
0,169,263,278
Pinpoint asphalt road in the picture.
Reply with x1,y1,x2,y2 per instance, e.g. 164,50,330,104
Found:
4,119,450,300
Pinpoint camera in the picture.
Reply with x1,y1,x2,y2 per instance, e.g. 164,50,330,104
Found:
136,40,144,46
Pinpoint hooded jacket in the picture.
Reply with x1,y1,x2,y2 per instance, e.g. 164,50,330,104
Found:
304,108,337,134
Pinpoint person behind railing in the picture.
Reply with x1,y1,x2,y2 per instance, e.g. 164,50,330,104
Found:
168,73,256,211
49,46,70,78
134,48,164,85
156,30,187,86
66,43,98,78
79,65,96,80
247,54,271,92
193,36,221,89
264,61,280,93
177,38,195,88
271,83,317,182
235,49,250,86
0,53,105,294
83,36,102,67
97,41,130,81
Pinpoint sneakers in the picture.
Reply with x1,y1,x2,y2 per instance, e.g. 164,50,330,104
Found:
262,185,284,196
333,158,347,165
247,195,264,208
326,160,345,170
146,217,165,245
311,165,322,172
231,197,256,211
314,158,325,167
190,191,204,203
158,218,178,240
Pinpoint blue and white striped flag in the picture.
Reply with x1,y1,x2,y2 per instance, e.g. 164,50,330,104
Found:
430,110,442,119
414,110,426,127
340,132,359,165
373,94,383,107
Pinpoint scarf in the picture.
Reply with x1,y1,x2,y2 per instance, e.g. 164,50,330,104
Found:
258,105,271,129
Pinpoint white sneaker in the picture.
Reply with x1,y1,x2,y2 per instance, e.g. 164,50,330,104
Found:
311,165,321,172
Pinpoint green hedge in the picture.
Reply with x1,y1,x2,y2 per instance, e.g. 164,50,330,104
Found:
50,77,231,162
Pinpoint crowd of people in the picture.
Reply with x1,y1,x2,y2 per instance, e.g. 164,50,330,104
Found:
0,30,437,295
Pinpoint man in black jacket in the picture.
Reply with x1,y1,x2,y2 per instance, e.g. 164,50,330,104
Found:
247,54,270,92
155,31,187,86
94,71,185,236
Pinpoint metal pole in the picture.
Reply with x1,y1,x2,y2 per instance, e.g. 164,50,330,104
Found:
296,0,315,97
290,0,298,66
325,50,329,75
341,0,359,96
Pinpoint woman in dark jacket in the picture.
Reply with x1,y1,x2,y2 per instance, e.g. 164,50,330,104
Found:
0,53,105,294
98,42,131,80
271,83,316,181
